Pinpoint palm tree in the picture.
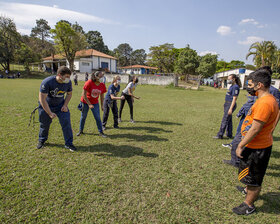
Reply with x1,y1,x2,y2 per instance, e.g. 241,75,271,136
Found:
246,41,276,67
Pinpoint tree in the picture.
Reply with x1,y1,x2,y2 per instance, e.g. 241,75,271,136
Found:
131,49,146,65
51,21,88,71
15,43,37,73
246,41,277,67
31,19,51,43
113,43,133,67
174,45,199,80
197,53,217,77
0,16,21,71
86,31,109,53
147,43,177,73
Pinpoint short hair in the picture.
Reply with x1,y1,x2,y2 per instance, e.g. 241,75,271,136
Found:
248,69,271,88
256,66,272,76
57,66,71,76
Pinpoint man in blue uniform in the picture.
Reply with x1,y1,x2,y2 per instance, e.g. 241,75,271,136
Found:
37,66,76,151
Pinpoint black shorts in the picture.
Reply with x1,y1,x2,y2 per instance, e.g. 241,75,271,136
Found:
238,146,272,187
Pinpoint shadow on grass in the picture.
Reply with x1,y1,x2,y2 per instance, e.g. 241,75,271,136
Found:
79,143,158,158
258,192,280,214
45,143,158,158
271,150,280,159
119,126,172,133
273,136,280,141
138,120,183,126
108,133,168,142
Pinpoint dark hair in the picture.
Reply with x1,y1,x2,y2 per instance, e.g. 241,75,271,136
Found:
248,69,271,88
229,74,242,88
91,71,103,82
256,66,272,76
57,66,71,76
132,76,138,83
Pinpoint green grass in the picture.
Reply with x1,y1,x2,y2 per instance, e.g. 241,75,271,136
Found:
0,79,279,223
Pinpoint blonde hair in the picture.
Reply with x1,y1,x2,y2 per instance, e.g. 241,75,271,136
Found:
112,75,120,84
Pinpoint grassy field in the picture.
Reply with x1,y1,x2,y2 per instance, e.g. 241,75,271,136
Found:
0,79,279,223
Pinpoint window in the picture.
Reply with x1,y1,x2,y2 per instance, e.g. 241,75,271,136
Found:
82,62,90,66
271,81,276,85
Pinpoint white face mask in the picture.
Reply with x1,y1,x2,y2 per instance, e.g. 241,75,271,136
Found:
99,77,104,83
63,78,70,84
117,80,121,84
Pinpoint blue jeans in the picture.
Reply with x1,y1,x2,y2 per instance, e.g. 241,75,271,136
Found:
79,102,103,133
38,103,73,145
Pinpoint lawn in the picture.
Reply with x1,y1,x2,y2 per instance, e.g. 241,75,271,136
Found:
0,79,279,223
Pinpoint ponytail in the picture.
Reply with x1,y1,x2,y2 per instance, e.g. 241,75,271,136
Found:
230,74,242,88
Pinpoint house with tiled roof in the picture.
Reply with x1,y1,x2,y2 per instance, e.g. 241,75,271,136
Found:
42,49,117,73
119,65,158,75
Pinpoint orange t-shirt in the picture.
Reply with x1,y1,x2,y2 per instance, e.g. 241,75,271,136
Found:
241,94,279,149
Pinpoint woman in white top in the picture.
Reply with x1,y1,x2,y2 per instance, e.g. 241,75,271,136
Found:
118,76,140,123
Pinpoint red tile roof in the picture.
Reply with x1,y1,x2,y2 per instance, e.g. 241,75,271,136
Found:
43,49,116,61
119,65,158,70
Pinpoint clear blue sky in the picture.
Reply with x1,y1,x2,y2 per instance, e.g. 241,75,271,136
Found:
1,0,280,64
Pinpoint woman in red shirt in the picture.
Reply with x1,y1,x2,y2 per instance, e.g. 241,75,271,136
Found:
77,71,107,137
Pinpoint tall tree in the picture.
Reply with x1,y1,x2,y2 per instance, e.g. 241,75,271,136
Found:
15,43,37,73
31,19,51,43
246,41,277,67
113,43,133,67
0,16,21,71
197,53,217,77
51,21,88,71
148,43,177,73
131,49,146,65
174,45,199,79
86,31,109,53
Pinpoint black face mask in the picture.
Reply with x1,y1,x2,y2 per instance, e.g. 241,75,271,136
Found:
246,87,257,96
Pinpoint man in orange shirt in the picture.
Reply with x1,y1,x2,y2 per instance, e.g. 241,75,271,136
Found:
233,68,279,215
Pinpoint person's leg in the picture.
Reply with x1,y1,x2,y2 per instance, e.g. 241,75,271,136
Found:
91,103,103,133
230,132,241,165
227,104,237,138
38,106,52,143
230,116,245,145
127,95,134,120
245,186,261,207
102,99,110,128
112,100,119,127
119,95,125,119
57,109,73,146
217,102,230,137
79,103,89,132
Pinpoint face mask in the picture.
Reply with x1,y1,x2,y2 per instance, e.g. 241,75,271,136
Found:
246,86,257,96
117,80,121,84
62,77,70,84
227,80,232,84
99,77,104,83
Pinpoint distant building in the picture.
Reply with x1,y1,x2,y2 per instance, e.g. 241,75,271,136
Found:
119,65,157,75
42,49,117,73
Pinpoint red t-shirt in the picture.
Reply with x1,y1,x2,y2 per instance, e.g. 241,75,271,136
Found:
81,80,107,105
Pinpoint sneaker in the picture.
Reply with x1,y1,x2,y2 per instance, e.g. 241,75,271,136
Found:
65,144,77,152
130,119,135,123
236,186,247,195
223,160,239,168
99,132,107,138
76,131,84,136
222,143,232,149
102,126,106,131
118,118,122,123
114,126,119,129
232,202,256,215
37,141,45,149
213,135,223,139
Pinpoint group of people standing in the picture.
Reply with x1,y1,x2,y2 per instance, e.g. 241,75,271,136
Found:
214,66,280,215
37,66,140,152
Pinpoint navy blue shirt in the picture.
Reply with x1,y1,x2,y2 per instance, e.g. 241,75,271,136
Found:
225,84,240,102
105,84,120,103
40,76,72,107
269,86,280,108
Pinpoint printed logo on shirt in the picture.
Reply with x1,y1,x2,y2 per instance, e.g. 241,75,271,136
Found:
41,85,46,90
91,89,101,98
235,90,239,94
50,88,65,97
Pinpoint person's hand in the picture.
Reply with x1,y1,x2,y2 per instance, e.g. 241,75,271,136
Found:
121,95,125,100
228,109,232,115
137,96,141,100
236,145,244,158
101,105,104,111
49,112,57,119
89,104,94,109
61,105,68,112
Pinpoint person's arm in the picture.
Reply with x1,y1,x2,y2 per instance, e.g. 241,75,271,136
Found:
39,92,56,119
100,93,104,111
61,91,72,112
128,88,140,100
82,89,94,109
236,120,265,158
228,96,237,115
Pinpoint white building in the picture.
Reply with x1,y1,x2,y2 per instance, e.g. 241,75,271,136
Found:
42,49,117,73
119,65,157,75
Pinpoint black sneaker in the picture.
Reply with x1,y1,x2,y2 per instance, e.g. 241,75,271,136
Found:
213,135,223,139
236,186,247,195
76,131,84,136
65,144,77,152
222,143,232,149
232,202,256,215
223,160,239,168
99,132,107,138
37,141,45,149
114,125,119,129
